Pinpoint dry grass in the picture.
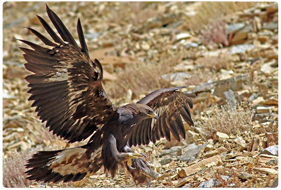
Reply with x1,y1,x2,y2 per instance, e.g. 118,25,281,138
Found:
105,47,192,100
196,104,253,138
186,2,255,46
3,150,35,187
103,2,163,27
200,19,228,47
105,61,170,100
187,2,255,32
195,55,234,72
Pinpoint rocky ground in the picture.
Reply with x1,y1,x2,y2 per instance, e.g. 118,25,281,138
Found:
3,1,278,188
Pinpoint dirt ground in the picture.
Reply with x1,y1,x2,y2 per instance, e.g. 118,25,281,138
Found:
3,1,278,188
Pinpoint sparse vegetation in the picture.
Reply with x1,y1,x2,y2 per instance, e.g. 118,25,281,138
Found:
186,2,255,32
196,104,253,138
3,1,278,188
3,150,33,187
200,19,229,47
105,47,191,99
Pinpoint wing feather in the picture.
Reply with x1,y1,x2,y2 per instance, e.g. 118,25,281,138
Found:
19,40,50,53
144,119,151,144
37,15,64,44
77,18,88,55
26,27,57,46
46,5,78,46
174,114,185,138
161,114,171,141
166,116,180,141
129,87,194,146
20,5,116,143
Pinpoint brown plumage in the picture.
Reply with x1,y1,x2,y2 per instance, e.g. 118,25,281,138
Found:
20,5,194,185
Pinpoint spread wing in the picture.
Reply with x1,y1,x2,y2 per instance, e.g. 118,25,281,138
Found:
20,5,117,143
129,87,194,146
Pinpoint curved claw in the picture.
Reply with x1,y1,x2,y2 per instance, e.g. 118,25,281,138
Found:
128,165,136,170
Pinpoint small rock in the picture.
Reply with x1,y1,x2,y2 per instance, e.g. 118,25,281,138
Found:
266,4,278,14
237,89,250,98
179,143,207,162
141,42,150,50
183,155,222,177
178,169,187,178
263,22,278,30
249,93,259,102
254,167,278,175
175,176,192,187
214,132,229,141
267,159,277,165
159,146,182,157
249,138,260,152
265,132,278,146
186,130,200,143
176,33,191,41
198,178,218,188
261,62,274,75
84,31,101,41
198,175,230,188
226,23,246,34
184,42,199,49
3,89,16,99
192,82,216,94
256,106,272,114
260,145,278,156
234,136,247,150
204,144,214,152
203,146,227,158
174,61,194,72
238,172,253,181
271,178,278,187
224,89,237,111
159,156,173,165
252,96,265,106
229,44,255,54
258,35,269,43
219,70,234,80
229,25,252,45
161,72,191,82
262,97,278,106
213,75,250,97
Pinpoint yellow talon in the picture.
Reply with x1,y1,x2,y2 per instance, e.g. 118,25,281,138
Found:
126,153,143,167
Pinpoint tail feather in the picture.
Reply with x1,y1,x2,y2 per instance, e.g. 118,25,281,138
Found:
25,146,102,183
26,150,61,168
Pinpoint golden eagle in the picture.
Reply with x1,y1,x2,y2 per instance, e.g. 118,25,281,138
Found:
20,5,194,185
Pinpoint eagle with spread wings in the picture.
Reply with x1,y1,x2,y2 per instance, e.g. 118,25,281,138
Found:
20,5,194,185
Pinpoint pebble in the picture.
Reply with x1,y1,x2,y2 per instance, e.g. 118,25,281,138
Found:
176,33,191,41
238,172,253,181
234,136,247,149
261,63,274,75
215,132,229,141
226,23,246,34
159,157,173,165
198,175,230,188
229,44,255,54
260,145,278,156
179,143,207,162
256,106,272,113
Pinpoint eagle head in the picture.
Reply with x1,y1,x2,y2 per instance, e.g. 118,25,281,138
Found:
136,104,158,120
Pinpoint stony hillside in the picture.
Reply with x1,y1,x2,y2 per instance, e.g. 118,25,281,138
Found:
3,2,278,187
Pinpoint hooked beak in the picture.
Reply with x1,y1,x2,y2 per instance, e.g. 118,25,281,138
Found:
147,112,159,120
